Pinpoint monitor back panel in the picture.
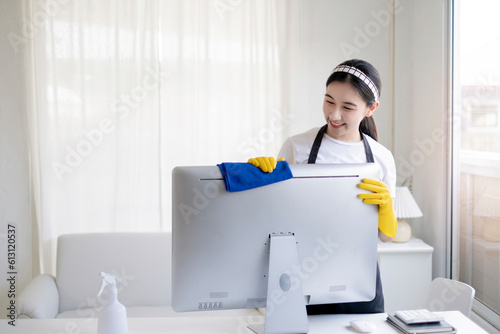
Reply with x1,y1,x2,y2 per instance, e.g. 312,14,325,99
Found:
172,163,380,312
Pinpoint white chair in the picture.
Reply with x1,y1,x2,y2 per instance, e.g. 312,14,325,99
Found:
427,277,475,317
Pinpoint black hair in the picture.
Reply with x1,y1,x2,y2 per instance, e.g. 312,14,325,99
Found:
325,59,381,141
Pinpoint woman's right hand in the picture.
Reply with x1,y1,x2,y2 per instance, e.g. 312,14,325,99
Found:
247,157,284,173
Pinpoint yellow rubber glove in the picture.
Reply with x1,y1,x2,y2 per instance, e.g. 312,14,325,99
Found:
358,178,398,238
247,157,285,173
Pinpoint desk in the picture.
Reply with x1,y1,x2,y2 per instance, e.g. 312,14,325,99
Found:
1,311,487,333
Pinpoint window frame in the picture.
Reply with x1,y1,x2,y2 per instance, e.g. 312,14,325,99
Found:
451,0,500,331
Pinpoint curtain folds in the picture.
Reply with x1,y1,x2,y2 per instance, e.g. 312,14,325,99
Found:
26,0,304,274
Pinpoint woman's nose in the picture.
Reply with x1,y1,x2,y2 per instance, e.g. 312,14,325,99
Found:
328,107,341,120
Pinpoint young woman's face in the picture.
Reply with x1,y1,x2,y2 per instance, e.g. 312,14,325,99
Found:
322,81,378,142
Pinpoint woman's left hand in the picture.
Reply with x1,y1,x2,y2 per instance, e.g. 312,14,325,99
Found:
358,178,398,239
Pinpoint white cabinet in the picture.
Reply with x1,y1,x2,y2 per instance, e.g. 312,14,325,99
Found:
377,238,434,314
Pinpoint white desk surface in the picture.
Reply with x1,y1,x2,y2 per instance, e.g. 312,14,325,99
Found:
1,311,487,333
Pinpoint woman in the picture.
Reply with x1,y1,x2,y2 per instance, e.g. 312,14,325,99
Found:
249,59,397,313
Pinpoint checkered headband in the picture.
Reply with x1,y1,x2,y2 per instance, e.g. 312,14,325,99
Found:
332,65,379,102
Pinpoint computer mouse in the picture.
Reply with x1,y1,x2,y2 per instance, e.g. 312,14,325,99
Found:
349,320,376,333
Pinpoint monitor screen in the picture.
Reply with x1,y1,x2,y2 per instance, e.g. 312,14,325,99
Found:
171,163,380,333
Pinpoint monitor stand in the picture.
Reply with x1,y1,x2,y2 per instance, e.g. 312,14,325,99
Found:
248,233,309,334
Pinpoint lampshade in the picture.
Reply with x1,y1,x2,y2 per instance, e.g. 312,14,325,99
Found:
394,186,423,219
392,187,422,243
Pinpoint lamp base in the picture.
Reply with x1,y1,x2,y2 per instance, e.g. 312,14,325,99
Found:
392,220,411,243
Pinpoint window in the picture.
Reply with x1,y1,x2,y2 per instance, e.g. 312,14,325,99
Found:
454,0,500,329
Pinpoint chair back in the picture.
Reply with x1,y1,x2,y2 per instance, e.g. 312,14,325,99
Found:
427,277,475,317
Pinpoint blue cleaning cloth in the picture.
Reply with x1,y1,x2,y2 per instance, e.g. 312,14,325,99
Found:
217,161,293,192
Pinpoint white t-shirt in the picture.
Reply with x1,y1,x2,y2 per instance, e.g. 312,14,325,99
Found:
278,127,397,197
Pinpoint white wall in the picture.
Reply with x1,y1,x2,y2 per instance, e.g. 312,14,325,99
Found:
285,1,453,283
285,0,396,150
0,0,33,320
393,0,450,278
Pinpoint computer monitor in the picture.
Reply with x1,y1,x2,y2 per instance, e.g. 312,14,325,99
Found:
171,163,380,333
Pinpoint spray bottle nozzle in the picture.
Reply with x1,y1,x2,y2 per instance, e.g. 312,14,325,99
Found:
98,272,121,297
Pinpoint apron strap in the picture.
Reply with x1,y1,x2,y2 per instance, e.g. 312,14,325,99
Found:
307,124,375,164
307,124,328,164
361,132,375,163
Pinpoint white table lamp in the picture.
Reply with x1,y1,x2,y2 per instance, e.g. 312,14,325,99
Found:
393,186,423,242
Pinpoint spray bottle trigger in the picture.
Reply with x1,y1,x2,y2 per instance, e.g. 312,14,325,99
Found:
97,272,121,297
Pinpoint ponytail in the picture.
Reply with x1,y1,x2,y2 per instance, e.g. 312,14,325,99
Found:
359,117,378,142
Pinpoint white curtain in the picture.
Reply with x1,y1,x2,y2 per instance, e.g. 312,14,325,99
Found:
26,0,306,274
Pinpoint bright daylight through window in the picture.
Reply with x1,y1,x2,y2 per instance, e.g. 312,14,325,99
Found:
455,0,500,328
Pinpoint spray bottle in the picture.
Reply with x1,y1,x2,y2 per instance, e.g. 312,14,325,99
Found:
97,272,128,334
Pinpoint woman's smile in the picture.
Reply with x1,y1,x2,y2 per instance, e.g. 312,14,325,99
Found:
329,120,345,129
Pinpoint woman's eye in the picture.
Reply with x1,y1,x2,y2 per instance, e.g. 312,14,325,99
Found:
344,106,354,111
326,100,334,105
